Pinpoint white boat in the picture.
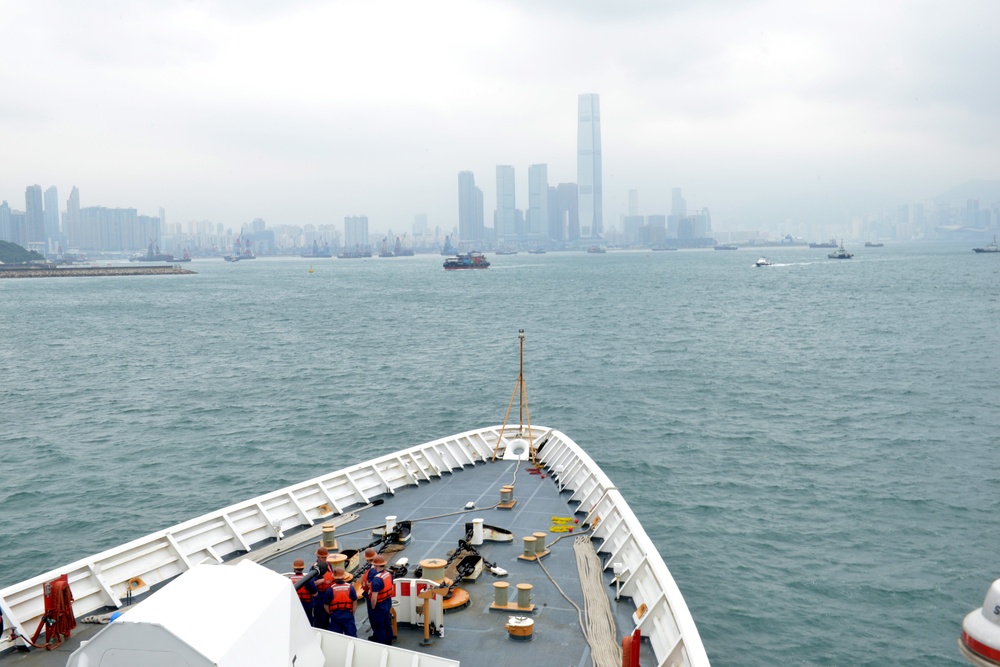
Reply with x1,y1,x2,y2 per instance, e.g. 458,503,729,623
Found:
0,335,711,667
827,241,853,259
754,257,771,267
973,236,999,253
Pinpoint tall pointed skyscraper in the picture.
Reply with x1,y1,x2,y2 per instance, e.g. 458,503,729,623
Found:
577,94,603,239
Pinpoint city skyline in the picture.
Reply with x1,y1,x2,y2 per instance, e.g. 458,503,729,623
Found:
2,2,998,235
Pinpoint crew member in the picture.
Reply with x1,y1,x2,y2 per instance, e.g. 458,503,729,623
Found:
360,548,378,633
366,554,395,645
325,567,358,637
311,547,334,629
289,558,317,625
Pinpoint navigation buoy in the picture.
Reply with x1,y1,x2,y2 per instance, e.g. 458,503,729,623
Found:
960,579,1000,666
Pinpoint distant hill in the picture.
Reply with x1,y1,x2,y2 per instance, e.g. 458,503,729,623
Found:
0,241,45,264
934,180,1000,206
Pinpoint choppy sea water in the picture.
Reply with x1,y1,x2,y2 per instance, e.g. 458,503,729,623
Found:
2,243,998,666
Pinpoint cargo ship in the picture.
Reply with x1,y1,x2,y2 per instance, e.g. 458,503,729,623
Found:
443,252,490,270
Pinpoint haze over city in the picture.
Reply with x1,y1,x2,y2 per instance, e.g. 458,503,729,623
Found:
3,0,999,235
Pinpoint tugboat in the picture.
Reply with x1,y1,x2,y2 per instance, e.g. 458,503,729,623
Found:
443,251,490,270
755,257,771,267
973,236,999,253
828,241,853,259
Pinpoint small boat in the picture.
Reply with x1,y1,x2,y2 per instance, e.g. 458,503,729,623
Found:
864,242,884,248
828,241,853,259
755,257,771,267
809,240,838,249
714,243,738,250
973,236,999,253
587,245,606,254
443,251,490,270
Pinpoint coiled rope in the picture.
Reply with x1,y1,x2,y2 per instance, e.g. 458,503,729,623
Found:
536,534,622,667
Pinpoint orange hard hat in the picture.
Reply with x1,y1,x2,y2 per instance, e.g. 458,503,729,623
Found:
373,555,387,566
316,547,329,558
364,548,377,560
293,558,305,569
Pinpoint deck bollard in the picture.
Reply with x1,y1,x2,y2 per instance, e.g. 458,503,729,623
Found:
493,581,510,607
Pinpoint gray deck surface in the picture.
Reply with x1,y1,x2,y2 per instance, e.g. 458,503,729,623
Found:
4,458,656,666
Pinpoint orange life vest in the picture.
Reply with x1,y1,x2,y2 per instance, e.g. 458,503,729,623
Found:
375,570,394,604
290,573,312,603
329,582,354,611
314,564,334,593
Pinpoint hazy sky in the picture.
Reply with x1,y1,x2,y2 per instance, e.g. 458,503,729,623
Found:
3,0,998,233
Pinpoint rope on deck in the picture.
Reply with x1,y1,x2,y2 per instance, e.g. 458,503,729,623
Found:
574,535,624,667
536,534,622,667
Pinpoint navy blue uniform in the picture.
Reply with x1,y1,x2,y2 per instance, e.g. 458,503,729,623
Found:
325,581,359,637
366,568,394,645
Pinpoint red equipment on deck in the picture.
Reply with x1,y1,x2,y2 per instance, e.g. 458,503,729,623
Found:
28,574,76,650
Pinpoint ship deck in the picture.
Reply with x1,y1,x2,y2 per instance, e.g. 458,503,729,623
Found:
3,455,657,666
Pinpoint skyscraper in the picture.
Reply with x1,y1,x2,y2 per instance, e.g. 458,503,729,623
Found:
0,201,11,243
552,183,579,241
44,186,59,242
65,187,82,247
25,185,44,243
344,215,369,252
671,188,686,218
527,164,549,240
457,171,484,244
577,94,603,239
495,165,516,242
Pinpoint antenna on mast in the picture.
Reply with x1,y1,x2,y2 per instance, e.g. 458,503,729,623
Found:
493,330,535,463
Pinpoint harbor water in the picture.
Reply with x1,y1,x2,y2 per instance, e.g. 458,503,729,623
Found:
1,244,998,666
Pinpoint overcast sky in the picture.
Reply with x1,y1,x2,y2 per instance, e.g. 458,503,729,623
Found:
3,0,998,233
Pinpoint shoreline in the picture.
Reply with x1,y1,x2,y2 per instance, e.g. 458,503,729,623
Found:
0,265,197,279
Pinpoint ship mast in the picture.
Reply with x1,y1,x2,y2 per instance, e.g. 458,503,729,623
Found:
493,329,535,463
